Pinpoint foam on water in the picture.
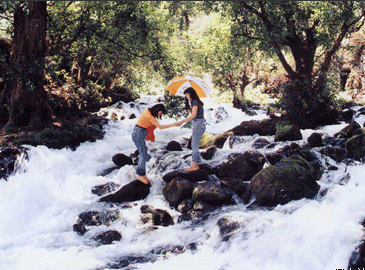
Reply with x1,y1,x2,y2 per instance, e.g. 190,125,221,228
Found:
1,95,365,270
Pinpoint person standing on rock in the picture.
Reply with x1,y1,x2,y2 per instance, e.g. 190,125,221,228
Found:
176,87,206,172
132,103,180,184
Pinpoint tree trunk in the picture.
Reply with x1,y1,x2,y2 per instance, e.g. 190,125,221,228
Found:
3,1,52,131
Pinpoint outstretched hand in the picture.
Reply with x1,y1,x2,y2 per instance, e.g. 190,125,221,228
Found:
173,120,184,127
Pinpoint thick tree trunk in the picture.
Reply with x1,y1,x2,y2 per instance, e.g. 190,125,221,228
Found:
4,1,52,131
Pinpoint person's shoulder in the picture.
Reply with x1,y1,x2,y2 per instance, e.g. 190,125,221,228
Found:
192,100,199,106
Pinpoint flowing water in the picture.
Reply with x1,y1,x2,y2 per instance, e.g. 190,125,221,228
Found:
1,95,365,270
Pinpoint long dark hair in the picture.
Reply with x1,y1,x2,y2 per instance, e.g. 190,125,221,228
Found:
184,87,204,111
148,103,166,119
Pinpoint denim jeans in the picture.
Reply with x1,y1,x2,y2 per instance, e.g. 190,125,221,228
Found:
191,119,206,163
132,126,148,176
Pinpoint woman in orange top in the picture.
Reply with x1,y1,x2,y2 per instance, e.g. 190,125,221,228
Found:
132,103,179,184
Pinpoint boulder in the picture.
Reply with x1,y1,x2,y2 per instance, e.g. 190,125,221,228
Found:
151,209,174,227
217,216,240,241
341,108,354,123
112,153,134,167
166,141,182,151
162,169,209,184
192,182,233,206
335,121,361,139
220,178,246,196
94,230,122,245
252,138,271,149
215,151,266,182
0,146,28,180
162,177,195,207
307,132,323,147
320,147,347,162
191,133,231,149
99,180,151,203
275,124,302,142
348,240,365,269
345,133,365,161
228,118,278,136
73,209,121,235
92,182,121,196
251,155,320,206
201,146,217,160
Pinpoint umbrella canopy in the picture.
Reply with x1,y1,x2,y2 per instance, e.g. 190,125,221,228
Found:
166,75,211,97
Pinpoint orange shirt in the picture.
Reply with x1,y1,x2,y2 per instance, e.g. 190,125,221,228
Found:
136,109,159,129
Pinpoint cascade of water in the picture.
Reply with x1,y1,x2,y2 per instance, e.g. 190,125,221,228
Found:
1,95,365,270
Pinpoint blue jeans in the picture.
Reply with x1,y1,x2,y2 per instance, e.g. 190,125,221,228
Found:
191,119,206,163
132,126,148,176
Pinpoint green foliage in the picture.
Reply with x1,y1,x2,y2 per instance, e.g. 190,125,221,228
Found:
161,90,188,120
14,123,104,150
275,121,292,134
278,79,340,128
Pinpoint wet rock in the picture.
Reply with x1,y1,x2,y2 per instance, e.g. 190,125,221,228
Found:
214,106,229,122
99,180,151,203
220,178,246,196
94,230,122,245
215,151,266,182
307,132,323,147
166,140,182,151
193,201,217,212
73,209,121,235
265,152,284,165
341,108,354,123
99,166,119,176
252,138,271,149
73,223,88,236
251,154,320,206
92,182,121,196
140,205,154,214
195,133,232,149
228,118,278,136
346,133,365,161
240,182,252,204
162,169,209,183
107,254,154,269
140,206,174,227
162,177,195,207
177,198,194,213
320,147,347,162
201,146,217,160
348,240,365,269
217,216,240,241
151,209,174,227
112,153,133,167
335,121,361,139
192,182,233,206
275,124,302,142
0,146,28,180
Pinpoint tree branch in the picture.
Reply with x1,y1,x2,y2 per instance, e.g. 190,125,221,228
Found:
239,1,296,78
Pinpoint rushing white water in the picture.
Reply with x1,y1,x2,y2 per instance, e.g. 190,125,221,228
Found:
1,95,365,270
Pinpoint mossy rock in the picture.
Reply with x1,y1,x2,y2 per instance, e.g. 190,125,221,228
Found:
251,155,320,206
275,123,302,142
197,132,232,149
14,124,104,150
346,133,365,161
215,151,266,182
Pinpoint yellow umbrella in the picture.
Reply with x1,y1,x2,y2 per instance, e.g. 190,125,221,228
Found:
166,75,211,98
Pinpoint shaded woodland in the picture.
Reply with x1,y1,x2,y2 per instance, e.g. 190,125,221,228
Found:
0,1,365,144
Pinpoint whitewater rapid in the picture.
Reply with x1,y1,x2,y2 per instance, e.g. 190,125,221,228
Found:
1,95,365,270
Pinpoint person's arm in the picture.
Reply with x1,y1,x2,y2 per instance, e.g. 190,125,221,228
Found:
150,117,180,129
176,105,197,126
154,121,179,129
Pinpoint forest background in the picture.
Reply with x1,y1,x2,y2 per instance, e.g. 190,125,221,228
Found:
0,1,365,148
